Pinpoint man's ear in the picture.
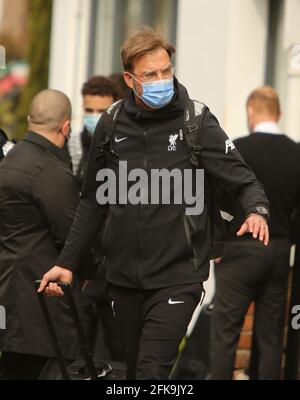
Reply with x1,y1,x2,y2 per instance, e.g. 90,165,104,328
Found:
27,115,31,124
123,72,134,89
246,105,255,133
61,120,71,139
247,105,253,118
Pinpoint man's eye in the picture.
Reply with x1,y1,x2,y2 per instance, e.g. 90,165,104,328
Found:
145,72,157,79
162,67,173,76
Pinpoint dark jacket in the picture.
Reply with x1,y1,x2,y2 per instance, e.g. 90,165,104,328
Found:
231,132,300,240
56,80,269,289
0,132,84,358
76,128,92,189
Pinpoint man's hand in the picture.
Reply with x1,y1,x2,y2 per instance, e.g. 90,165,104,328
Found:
214,257,222,264
237,213,269,246
37,266,73,296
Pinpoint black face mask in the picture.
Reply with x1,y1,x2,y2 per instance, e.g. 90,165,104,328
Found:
65,131,71,142
59,125,71,143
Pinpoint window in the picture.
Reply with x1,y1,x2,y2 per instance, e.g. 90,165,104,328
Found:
265,0,287,129
89,0,178,76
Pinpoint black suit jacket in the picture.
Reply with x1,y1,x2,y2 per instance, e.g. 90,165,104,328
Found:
0,131,87,358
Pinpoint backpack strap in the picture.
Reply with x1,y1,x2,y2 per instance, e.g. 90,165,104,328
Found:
105,99,127,140
96,99,126,158
183,100,230,259
183,99,207,168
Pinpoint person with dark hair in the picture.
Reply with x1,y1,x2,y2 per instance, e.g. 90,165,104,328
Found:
39,28,269,380
76,76,120,187
109,73,131,99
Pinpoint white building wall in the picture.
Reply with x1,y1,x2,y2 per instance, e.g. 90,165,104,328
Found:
282,0,300,142
176,0,231,124
176,0,269,140
223,0,269,138
49,0,92,167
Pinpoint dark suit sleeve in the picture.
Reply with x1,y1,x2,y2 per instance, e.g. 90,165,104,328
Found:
293,146,300,243
200,109,269,214
54,114,110,272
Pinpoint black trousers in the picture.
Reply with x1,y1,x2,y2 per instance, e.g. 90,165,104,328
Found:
1,351,55,380
211,238,290,380
82,279,124,362
108,282,204,380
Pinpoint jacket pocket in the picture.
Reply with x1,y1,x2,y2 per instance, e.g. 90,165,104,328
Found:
183,213,199,271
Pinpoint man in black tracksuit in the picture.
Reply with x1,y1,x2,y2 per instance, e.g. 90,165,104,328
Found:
39,28,270,380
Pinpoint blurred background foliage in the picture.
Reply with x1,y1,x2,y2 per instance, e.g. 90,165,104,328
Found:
0,0,52,140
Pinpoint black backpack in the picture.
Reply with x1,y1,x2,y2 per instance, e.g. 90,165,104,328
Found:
101,99,231,259
183,99,231,259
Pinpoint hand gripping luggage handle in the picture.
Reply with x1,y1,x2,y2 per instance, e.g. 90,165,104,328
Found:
34,280,70,379
34,280,98,380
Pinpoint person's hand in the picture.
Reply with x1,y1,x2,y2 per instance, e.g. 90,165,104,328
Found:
237,213,269,246
37,266,73,296
214,257,222,264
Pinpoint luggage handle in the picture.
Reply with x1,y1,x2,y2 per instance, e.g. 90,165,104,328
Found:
34,280,98,380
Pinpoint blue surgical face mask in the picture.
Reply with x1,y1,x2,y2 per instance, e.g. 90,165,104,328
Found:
131,76,175,109
83,113,102,135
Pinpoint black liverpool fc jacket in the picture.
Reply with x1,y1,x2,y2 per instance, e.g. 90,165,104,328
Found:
56,79,269,289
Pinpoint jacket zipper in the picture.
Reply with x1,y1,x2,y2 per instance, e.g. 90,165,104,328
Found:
136,130,148,287
102,209,112,253
183,214,199,271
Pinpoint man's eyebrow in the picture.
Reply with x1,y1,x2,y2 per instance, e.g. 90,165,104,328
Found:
143,64,172,74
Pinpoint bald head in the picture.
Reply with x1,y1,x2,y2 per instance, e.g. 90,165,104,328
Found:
247,86,281,132
28,89,72,132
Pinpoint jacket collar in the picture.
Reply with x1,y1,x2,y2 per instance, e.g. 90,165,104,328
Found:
23,131,70,164
253,122,283,135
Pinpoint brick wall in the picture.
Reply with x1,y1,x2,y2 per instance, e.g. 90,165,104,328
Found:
233,302,254,379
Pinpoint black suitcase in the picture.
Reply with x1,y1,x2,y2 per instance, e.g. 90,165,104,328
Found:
34,280,112,380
